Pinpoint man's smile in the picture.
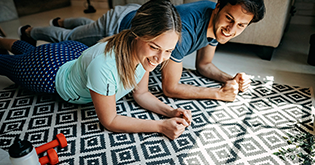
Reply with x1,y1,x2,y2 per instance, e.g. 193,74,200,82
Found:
221,29,232,37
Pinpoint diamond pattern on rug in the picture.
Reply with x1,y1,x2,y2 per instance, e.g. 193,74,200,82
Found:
0,68,314,165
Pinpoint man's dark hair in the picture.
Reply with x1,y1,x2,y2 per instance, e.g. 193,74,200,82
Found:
217,0,265,24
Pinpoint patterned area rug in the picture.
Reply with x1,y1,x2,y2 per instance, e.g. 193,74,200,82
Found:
0,68,314,165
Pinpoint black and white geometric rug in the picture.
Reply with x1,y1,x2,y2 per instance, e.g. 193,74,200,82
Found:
0,68,314,165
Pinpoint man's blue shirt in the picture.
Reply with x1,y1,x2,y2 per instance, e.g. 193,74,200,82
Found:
119,1,218,63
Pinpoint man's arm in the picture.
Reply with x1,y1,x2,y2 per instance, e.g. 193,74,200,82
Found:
196,45,233,82
196,45,251,92
161,59,238,101
161,45,239,101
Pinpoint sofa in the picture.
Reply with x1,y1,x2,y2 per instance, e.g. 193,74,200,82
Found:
110,0,295,60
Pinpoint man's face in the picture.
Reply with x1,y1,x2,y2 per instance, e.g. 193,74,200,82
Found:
212,3,254,44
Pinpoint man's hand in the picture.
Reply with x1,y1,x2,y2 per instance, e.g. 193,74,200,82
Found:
233,73,251,92
160,118,189,140
218,80,239,101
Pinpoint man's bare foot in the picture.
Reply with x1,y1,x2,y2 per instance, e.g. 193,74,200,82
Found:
49,17,64,27
18,25,36,46
24,26,32,38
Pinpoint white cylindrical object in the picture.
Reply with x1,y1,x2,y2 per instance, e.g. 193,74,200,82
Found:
9,139,41,165
10,147,40,165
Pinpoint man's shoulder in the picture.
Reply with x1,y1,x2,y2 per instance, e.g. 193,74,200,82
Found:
176,1,216,11
176,1,216,22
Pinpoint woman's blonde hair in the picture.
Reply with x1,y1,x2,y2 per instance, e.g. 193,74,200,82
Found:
101,0,182,89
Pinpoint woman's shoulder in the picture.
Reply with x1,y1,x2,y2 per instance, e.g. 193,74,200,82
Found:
84,42,108,54
81,42,114,61
86,43,116,69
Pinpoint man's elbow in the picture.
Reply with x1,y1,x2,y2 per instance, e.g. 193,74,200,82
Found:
195,63,207,76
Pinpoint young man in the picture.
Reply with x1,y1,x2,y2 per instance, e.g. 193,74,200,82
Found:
160,0,265,101
20,0,265,102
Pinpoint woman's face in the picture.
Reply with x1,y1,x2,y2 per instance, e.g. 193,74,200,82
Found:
134,30,179,72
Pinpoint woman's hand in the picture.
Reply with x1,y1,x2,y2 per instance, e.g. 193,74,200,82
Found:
159,117,189,140
169,108,192,125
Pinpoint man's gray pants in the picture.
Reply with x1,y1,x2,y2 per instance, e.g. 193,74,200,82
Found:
30,4,140,46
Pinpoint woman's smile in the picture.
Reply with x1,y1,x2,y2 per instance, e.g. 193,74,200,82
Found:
135,30,179,71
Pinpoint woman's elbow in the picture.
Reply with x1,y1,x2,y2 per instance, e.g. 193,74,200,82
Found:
162,84,177,98
101,122,119,133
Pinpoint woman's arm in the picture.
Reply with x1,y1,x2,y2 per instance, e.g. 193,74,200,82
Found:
90,89,189,140
133,72,175,117
133,72,191,123
91,89,159,133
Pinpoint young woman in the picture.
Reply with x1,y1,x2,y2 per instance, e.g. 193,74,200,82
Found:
0,0,192,140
